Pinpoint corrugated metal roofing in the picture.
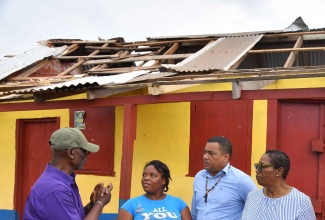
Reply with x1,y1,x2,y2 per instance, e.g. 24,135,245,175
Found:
162,35,264,72
0,45,67,80
1,70,149,95
147,30,280,40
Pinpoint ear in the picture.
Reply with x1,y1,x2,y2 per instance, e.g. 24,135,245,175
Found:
223,153,230,161
67,148,75,159
277,167,284,176
162,177,166,186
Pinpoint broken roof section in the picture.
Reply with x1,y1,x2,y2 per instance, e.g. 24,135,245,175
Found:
162,34,264,72
1,17,325,101
0,45,67,80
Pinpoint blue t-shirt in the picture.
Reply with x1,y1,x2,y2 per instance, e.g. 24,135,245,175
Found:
121,194,188,219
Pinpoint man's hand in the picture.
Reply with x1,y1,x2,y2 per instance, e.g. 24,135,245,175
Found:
96,183,113,207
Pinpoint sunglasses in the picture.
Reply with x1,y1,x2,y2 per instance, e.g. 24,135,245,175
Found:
79,148,90,156
254,163,273,173
70,147,90,156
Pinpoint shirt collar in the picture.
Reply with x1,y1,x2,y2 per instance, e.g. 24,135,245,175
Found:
46,164,76,184
204,162,231,178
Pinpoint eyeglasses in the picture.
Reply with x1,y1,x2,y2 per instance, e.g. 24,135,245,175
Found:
254,163,273,173
78,148,90,156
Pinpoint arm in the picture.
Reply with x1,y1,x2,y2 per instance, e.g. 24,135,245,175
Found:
181,206,192,220
84,182,105,215
116,208,134,220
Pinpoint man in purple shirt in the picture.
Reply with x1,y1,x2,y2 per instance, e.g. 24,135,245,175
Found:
23,127,113,220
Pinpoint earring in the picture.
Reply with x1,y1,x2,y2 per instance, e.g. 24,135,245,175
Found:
276,174,279,177
70,156,74,159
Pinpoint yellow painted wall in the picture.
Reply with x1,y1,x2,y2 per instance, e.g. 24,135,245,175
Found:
2,77,325,214
127,103,193,208
0,109,69,209
251,100,267,187
0,108,121,214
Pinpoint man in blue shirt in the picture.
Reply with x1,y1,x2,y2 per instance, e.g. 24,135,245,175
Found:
23,127,113,220
191,136,257,220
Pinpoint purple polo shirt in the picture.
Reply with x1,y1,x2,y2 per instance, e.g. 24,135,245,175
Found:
23,164,85,220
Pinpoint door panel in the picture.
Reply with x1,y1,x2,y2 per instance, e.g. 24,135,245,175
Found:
278,102,322,218
189,100,253,176
14,118,59,220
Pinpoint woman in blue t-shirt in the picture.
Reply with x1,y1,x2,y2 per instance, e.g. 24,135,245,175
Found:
117,160,192,220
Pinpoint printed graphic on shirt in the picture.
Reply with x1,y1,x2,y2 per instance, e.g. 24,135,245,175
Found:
137,203,178,219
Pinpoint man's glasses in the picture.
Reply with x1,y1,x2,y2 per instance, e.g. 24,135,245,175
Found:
77,148,90,156
254,163,273,173
71,147,90,157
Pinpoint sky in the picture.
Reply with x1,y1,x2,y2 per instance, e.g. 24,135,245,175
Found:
1,0,325,60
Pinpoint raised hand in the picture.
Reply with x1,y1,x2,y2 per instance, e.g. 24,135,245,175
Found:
96,183,113,207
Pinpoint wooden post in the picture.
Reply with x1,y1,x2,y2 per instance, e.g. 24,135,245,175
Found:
119,104,137,207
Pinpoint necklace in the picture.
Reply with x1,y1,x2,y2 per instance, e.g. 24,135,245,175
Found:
204,166,230,203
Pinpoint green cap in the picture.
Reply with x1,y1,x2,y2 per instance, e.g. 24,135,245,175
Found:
50,127,99,152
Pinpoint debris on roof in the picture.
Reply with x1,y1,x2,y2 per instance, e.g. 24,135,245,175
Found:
1,17,325,101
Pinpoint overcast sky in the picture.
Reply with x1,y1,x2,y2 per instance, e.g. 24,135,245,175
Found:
1,0,324,60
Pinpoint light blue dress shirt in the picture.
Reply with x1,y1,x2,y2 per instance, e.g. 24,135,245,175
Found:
191,163,257,220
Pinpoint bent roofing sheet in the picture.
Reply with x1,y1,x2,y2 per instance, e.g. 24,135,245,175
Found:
163,34,264,72
0,45,67,80
1,70,149,95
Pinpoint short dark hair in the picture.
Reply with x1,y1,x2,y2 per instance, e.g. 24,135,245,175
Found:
265,150,290,180
144,160,172,192
207,136,232,157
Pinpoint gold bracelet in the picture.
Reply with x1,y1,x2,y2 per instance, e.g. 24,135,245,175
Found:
96,200,104,209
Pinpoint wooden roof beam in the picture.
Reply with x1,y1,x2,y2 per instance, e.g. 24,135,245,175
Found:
83,54,192,65
151,43,180,66
87,85,147,100
124,38,217,47
248,46,325,54
284,36,303,68
57,42,109,76
85,46,161,52
149,39,219,96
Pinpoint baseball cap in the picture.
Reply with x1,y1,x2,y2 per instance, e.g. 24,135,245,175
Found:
49,127,99,153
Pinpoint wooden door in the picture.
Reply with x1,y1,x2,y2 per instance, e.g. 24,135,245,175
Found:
14,118,59,220
277,102,324,219
189,100,253,176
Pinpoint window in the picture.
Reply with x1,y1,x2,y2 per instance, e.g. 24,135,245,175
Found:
70,106,115,176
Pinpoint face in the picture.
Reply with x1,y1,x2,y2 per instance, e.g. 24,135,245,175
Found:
141,165,166,194
255,154,278,187
203,142,229,176
71,148,89,170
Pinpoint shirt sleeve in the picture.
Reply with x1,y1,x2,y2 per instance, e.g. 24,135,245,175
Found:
238,175,257,202
120,199,136,216
191,186,198,220
38,188,83,220
176,197,188,212
298,197,316,220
